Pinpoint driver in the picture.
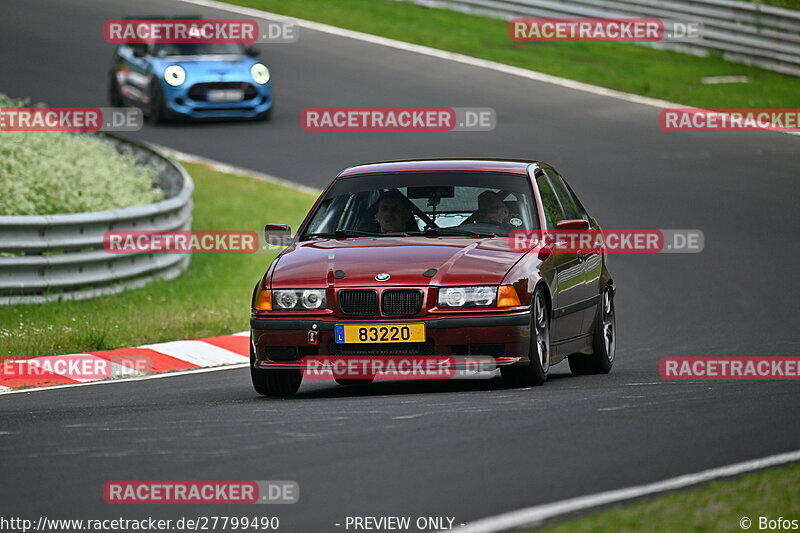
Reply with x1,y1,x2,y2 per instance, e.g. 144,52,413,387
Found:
476,190,510,226
374,191,414,233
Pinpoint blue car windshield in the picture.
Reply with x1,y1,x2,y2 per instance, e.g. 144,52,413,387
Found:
152,43,245,57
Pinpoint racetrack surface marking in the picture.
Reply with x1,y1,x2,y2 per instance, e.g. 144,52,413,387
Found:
448,448,800,532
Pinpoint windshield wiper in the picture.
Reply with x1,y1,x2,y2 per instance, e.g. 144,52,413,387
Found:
410,228,497,238
303,230,381,239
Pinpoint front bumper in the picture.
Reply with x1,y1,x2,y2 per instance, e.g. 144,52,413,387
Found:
163,81,272,119
250,313,532,368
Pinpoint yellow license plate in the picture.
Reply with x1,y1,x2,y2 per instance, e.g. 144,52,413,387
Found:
334,323,426,344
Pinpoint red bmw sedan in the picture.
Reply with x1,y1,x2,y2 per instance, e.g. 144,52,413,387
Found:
250,159,615,396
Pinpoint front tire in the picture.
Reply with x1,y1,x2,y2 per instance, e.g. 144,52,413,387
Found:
148,80,170,124
501,288,550,387
109,72,123,107
569,286,615,375
250,348,302,397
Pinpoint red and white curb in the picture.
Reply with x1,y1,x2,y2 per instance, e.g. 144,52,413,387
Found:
0,331,249,393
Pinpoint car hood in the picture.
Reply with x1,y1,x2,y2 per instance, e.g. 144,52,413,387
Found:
270,236,525,288
151,55,258,79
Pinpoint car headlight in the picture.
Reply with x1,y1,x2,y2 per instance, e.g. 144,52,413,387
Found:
301,289,325,309
438,286,497,308
164,65,186,87
272,289,326,310
251,63,270,84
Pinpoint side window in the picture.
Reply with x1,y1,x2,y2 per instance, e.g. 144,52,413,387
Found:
536,172,564,230
564,181,589,220
339,191,375,230
125,43,149,57
545,169,585,221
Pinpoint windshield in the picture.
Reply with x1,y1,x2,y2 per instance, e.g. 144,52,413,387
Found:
152,43,245,57
300,171,539,240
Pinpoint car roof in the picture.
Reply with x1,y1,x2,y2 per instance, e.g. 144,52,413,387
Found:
337,159,538,178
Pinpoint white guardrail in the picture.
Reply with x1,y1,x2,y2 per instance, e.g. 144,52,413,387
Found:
0,135,193,305
401,0,800,76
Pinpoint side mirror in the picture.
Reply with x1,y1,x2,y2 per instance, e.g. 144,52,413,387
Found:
556,219,590,230
265,224,292,247
132,47,146,58
245,46,260,58
537,247,552,262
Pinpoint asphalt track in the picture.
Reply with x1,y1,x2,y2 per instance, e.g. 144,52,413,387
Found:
1,0,799,531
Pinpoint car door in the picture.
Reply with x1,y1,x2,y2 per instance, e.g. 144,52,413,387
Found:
535,169,585,341
545,169,601,337
556,173,603,336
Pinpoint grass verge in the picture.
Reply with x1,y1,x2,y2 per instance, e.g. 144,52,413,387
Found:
530,463,800,533
745,0,800,9
0,162,316,358
222,0,800,108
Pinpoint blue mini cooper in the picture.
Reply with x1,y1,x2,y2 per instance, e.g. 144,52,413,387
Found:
109,40,273,122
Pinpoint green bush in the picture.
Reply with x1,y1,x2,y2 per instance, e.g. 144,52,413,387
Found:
0,93,162,216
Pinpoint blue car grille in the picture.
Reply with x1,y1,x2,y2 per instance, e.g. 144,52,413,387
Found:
187,82,258,101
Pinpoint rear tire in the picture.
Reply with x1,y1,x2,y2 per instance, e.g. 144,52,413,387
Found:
501,288,550,387
569,286,615,375
250,348,302,397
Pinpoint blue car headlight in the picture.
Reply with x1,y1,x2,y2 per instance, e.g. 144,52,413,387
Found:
251,63,270,85
164,65,186,87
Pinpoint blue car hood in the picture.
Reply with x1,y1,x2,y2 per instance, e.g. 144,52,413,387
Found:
151,55,261,84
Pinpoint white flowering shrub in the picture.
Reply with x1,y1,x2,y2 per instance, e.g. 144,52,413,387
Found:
0,93,163,215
